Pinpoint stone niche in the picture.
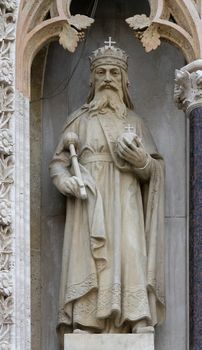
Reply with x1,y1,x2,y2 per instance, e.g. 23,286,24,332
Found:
30,0,187,349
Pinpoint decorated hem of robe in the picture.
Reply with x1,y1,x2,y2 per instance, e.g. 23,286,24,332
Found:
64,273,98,304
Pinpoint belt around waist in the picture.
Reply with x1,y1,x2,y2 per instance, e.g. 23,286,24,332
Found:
79,153,113,165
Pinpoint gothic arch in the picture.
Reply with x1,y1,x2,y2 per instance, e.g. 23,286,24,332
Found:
16,0,94,97
126,0,202,63
0,0,201,348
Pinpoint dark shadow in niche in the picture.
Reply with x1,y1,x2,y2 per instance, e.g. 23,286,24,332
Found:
70,0,150,18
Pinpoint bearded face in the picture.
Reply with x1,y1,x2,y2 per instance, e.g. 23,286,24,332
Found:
94,65,123,96
88,64,127,118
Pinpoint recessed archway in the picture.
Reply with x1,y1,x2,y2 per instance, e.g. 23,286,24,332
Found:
7,0,202,349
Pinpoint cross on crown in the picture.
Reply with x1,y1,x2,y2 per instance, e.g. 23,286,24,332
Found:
104,37,116,49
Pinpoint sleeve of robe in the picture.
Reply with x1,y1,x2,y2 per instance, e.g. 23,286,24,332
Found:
49,108,86,195
49,111,108,299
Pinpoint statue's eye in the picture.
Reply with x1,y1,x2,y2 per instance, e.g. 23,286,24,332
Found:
112,70,119,76
97,70,104,75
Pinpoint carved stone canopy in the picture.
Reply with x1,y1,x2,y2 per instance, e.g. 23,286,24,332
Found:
0,0,202,349
174,59,202,113
126,0,202,64
16,0,95,97
125,0,202,113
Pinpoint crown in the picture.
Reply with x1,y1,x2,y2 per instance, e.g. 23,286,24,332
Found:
89,37,128,71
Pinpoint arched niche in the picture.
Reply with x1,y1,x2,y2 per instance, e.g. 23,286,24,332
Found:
28,1,188,350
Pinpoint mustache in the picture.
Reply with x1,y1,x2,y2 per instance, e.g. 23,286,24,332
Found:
99,82,118,90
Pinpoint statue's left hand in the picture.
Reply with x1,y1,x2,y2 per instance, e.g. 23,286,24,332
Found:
116,135,149,168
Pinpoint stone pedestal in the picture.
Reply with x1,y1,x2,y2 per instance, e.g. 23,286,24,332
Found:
64,334,154,350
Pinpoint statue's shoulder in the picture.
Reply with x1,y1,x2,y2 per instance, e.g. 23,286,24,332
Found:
63,105,89,131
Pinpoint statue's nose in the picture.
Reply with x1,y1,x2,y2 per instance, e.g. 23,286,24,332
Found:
104,72,112,83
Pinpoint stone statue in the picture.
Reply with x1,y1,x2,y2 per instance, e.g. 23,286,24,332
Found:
50,40,165,342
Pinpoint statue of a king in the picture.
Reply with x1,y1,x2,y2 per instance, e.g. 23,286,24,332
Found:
50,41,165,341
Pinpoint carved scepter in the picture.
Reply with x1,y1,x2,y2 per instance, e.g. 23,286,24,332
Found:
64,132,87,200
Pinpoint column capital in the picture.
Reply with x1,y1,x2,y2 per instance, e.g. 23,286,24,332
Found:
174,59,202,115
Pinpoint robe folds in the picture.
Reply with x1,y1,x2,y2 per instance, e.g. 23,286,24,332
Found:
50,105,165,334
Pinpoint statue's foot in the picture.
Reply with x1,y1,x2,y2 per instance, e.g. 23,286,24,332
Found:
134,326,154,334
132,319,154,334
73,328,92,334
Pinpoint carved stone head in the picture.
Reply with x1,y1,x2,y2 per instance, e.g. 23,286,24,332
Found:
87,44,134,110
89,45,128,72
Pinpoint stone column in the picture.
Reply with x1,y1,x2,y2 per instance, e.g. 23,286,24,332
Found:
174,59,202,350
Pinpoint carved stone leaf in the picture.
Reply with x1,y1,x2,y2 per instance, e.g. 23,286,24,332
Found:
0,59,13,85
0,130,13,156
0,200,11,227
0,0,15,343
0,226,12,250
1,225,12,250
0,156,13,181
0,11,15,43
5,22,15,42
0,155,14,199
0,324,10,348
0,296,13,324
59,23,79,53
68,14,94,30
0,342,10,350
0,272,12,298
126,14,151,30
196,70,202,88
0,226,12,271
0,12,5,42
1,0,16,11
141,24,161,52
0,254,11,272
0,87,14,114
174,68,202,111
0,341,10,350
174,69,191,108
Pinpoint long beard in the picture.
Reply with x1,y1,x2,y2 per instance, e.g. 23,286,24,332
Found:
87,89,127,119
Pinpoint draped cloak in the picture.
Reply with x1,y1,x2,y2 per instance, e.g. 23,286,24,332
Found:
49,105,165,334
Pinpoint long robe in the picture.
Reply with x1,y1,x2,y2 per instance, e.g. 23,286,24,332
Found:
50,106,165,334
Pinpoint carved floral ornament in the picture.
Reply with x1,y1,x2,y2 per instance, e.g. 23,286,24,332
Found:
16,0,202,102
16,0,95,96
174,61,202,112
0,0,15,346
0,0,201,348
125,0,202,63
125,0,202,111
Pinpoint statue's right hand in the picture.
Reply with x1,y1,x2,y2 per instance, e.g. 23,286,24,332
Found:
59,176,85,199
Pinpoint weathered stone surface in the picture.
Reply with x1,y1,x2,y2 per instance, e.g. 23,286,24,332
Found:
41,28,186,350
125,1,202,63
3,0,202,349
